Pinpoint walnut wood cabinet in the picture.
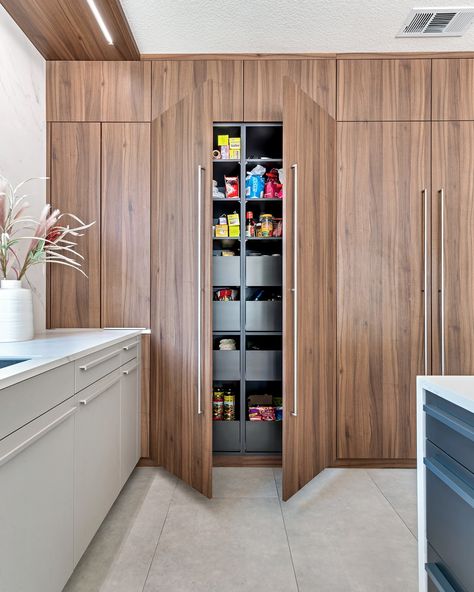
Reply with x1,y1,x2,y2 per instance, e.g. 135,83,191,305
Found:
337,122,430,461
243,59,336,120
432,59,474,120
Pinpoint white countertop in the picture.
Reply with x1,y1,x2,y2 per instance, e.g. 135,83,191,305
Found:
417,375,474,414
0,329,144,390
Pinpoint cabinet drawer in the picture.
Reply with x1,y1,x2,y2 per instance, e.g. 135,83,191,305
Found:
425,441,474,592
213,421,241,452
245,301,282,332
425,392,474,474
246,350,282,381
0,363,74,440
246,256,282,287
213,256,240,286
213,350,240,380
427,544,467,592
245,421,282,453
75,344,123,392
121,338,140,365
213,301,240,331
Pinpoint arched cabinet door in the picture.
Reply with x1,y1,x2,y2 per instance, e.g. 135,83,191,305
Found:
151,81,213,497
282,79,336,501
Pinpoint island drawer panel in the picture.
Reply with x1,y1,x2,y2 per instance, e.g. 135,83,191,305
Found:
0,363,75,441
75,344,123,392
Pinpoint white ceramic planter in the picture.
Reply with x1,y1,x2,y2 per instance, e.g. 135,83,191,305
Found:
0,280,34,342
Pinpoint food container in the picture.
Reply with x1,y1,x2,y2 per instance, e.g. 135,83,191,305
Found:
259,214,273,237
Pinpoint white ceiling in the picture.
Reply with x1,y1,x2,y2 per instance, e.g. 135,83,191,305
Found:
120,0,474,54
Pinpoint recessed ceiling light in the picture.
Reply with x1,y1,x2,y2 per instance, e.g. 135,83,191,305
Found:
85,0,114,45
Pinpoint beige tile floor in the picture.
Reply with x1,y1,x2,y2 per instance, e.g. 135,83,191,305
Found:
64,467,418,592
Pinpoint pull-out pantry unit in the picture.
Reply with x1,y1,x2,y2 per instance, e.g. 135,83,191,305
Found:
152,78,336,500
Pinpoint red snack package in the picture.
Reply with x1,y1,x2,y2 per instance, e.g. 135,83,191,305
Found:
224,176,239,198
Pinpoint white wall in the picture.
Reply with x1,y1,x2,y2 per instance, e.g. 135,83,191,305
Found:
0,5,46,333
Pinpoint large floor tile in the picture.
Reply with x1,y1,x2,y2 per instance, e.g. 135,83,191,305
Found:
64,468,176,592
213,467,278,498
366,468,418,537
143,497,298,592
281,469,418,592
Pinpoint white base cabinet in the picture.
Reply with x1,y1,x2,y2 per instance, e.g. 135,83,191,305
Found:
0,398,76,592
0,334,141,592
74,369,122,563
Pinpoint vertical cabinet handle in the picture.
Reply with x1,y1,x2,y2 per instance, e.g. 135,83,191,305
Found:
197,164,205,415
423,189,429,375
440,188,446,375
291,163,298,417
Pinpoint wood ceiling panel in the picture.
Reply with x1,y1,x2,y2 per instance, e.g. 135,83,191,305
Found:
0,0,139,60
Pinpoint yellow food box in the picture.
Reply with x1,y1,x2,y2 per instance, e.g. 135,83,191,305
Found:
217,135,229,146
215,224,229,238
229,137,241,149
229,149,241,160
227,213,240,226
229,225,240,238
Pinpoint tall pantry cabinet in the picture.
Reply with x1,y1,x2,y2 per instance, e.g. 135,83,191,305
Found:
336,60,431,462
150,64,336,499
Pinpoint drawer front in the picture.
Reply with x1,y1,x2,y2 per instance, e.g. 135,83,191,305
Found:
246,256,282,287
213,256,240,286
427,545,467,592
0,363,74,440
425,442,474,592
213,301,241,331
213,421,241,452
246,350,282,381
425,392,474,474
75,344,123,392
245,301,282,332
245,420,282,453
121,338,140,365
213,350,240,380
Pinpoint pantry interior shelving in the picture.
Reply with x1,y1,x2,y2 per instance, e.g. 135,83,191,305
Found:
212,122,283,457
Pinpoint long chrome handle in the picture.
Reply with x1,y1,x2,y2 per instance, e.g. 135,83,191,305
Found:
79,349,120,371
440,189,445,375
423,189,429,375
79,372,121,405
0,406,77,468
291,163,298,417
197,164,205,415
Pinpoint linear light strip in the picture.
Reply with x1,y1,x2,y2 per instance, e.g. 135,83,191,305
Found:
85,0,114,45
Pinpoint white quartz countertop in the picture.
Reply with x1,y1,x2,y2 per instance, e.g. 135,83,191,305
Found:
0,329,145,390
417,375,474,414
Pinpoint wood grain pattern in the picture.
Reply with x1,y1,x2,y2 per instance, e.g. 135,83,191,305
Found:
0,0,138,60
337,59,431,121
244,59,336,120
282,80,336,501
432,122,474,375
49,123,101,328
140,334,151,458
151,82,213,496
101,123,150,327
47,61,151,122
152,60,243,121
337,122,430,460
432,59,474,120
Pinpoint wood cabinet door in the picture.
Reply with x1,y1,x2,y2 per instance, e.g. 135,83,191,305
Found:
152,60,243,121
282,79,336,500
337,59,431,121
47,61,151,122
432,59,474,120
101,123,151,328
151,82,213,497
337,122,430,461
432,122,474,374
244,59,336,121
49,123,101,328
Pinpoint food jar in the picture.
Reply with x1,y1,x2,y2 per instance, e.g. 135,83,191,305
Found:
259,214,273,237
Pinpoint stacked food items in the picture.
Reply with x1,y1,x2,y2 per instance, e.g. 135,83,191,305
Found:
218,338,236,351
248,394,283,421
214,212,240,238
213,288,238,301
246,166,283,199
246,211,282,238
213,386,236,421
213,135,241,160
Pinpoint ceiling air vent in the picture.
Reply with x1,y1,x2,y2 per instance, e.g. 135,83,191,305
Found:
397,8,474,37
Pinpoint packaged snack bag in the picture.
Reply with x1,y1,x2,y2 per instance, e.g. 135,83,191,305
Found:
245,165,266,199
225,176,239,198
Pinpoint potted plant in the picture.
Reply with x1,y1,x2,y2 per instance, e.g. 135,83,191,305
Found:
0,175,94,342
